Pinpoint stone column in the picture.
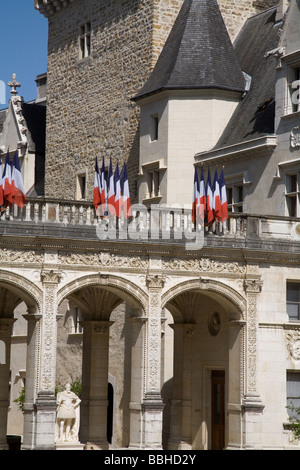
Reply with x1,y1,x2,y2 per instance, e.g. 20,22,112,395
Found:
80,320,114,449
34,270,61,450
168,323,195,450
128,316,147,448
227,319,245,450
0,318,16,450
242,279,264,449
142,275,165,449
22,311,42,450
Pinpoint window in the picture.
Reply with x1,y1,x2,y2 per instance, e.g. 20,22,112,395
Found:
287,282,300,321
287,66,300,114
285,172,300,217
146,170,161,199
226,183,244,213
80,22,91,59
150,114,159,142
76,173,86,200
287,372,300,420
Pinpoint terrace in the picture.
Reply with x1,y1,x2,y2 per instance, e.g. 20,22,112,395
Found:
0,198,299,255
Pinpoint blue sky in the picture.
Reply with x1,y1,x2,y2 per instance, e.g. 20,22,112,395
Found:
0,1,48,110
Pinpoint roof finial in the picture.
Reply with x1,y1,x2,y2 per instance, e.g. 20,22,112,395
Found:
8,73,21,97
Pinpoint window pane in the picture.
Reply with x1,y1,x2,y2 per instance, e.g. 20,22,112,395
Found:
237,185,243,202
287,373,300,419
287,195,297,217
287,174,297,193
227,187,232,204
287,302,300,320
287,283,300,302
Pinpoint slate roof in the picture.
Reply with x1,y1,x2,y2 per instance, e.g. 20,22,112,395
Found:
134,0,246,100
214,7,279,149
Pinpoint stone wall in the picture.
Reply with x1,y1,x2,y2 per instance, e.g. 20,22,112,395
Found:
43,0,279,201
218,0,279,40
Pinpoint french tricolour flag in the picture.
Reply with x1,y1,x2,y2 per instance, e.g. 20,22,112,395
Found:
206,167,214,225
100,156,107,208
219,169,228,222
192,166,200,223
107,157,115,215
3,150,13,206
120,163,131,219
93,157,101,208
114,162,121,218
199,167,206,221
213,169,221,221
11,151,26,208
0,158,3,207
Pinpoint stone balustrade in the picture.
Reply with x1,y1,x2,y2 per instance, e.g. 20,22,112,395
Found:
0,198,300,246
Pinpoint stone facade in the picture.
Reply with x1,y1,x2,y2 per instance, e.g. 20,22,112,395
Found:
41,0,280,202
2,0,300,452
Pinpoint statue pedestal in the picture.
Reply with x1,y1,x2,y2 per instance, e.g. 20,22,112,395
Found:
55,441,85,451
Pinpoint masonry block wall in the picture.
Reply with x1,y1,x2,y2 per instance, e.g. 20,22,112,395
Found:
43,0,279,201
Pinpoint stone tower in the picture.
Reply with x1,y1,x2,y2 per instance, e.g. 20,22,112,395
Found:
35,0,279,202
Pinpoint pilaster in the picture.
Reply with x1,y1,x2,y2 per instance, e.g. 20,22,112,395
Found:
242,278,265,449
0,318,16,450
22,312,42,450
34,270,62,450
143,275,165,449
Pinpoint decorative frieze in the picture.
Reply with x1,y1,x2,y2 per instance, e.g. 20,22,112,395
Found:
0,248,43,264
58,251,149,269
162,256,246,274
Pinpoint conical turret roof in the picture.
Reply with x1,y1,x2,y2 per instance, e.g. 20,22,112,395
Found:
134,0,245,100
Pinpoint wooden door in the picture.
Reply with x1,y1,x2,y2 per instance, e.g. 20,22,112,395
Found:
211,370,225,450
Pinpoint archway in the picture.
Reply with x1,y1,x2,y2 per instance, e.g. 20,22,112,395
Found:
162,278,246,450
57,273,147,449
0,270,42,450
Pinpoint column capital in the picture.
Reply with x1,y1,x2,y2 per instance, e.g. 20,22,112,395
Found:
41,269,62,285
169,323,196,336
0,318,17,335
23,313,42,323
244,278,263,294
146,274,165,289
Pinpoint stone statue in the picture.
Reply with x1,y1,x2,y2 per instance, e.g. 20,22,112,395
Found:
56,383,81,443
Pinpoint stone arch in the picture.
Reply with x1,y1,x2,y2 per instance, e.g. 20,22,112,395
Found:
57,273,148,316
0,269,42,315
162,277,246,322
162,276,247,450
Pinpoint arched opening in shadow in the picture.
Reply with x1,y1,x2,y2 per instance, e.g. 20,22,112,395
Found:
107,382,114,444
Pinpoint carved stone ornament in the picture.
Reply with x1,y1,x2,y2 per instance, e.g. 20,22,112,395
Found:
286,331,300,361
58,251,149,269
244,279,263,294
208,312,221,336
291,126,300,148
162,257,246,274
146,275,165,289
41,270,62,285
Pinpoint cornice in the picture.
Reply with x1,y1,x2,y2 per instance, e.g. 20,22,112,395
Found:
34,0,75,18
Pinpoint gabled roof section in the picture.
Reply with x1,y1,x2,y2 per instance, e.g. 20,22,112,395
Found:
134,0,245,101
213,6,279,150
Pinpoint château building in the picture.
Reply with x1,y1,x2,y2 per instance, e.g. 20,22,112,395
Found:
0,0,300,450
